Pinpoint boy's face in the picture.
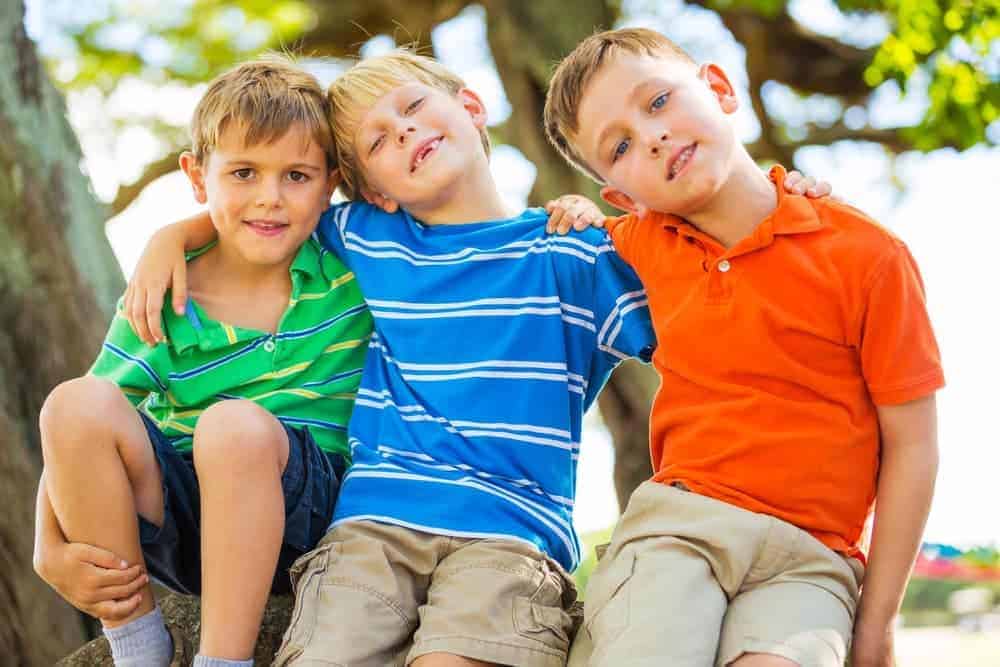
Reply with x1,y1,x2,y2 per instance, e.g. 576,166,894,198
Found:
352,82,488,210
573,53,741,219
181,122,334,267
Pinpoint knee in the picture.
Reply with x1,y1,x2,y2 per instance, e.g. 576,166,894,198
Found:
40,376,127,454
193,400,286,475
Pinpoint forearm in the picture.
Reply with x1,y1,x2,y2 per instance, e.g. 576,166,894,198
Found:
167,210,216,251
33,470,66,573
857,438,938,627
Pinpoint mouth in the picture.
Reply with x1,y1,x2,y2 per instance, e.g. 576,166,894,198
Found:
410,136,443,173
666,143,697,181
244,219,289,237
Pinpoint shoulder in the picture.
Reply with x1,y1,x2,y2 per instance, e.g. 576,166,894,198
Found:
814,198,904,254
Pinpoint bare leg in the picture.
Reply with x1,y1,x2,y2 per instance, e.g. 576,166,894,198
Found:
39,376,163,628
193,399,289,659
728,655,799,666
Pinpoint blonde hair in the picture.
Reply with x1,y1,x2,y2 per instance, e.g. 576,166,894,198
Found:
544,28,695,183
328,49,491,201
190,55,335,168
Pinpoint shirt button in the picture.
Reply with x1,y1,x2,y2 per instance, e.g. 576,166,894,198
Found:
263,339,276,353
718,259,731,273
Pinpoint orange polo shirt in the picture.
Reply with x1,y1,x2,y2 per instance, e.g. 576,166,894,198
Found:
606,166,944,558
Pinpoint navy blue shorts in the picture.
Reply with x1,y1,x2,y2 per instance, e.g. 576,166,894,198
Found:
136,412,346,596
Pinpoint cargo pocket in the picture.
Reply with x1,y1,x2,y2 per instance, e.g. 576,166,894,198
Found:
583,549,635,646
513,559,574,652
273,540,340,666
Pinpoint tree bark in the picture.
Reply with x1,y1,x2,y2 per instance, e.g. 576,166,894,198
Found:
0,1,124,663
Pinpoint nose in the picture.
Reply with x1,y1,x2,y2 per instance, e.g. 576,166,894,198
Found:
396,125,416,145
647,131,670,157
255,177,282,209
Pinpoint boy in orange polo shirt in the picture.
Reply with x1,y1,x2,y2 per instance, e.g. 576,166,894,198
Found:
545,28,943,667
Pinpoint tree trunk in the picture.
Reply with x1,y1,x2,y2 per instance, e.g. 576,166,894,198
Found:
0,1,125,663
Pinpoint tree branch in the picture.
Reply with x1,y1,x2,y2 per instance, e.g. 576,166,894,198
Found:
110,150,183,215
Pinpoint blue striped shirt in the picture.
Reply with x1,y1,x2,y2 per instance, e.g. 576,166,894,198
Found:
316,204,654,571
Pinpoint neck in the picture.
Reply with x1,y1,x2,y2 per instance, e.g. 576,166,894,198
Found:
406,158,510,225
199,243,293,295
683,153,777,248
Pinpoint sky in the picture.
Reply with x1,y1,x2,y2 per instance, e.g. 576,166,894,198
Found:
25,0,1000,546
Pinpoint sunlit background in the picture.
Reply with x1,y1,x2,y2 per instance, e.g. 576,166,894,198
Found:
20,0,1000,662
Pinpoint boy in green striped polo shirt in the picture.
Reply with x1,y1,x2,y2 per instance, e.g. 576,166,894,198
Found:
33,58,372,667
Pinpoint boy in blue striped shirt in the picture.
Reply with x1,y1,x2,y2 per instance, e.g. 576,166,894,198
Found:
131,51,819,667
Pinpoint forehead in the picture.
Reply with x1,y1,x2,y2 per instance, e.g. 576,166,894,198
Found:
211,121,324,163
575,52,695,144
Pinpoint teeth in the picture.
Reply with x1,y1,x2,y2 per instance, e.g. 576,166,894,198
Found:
670,146,693,178
414,138,440,170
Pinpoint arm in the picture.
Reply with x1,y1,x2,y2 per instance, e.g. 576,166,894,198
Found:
545,171,833,235
124,212,217,345
851,394,938,667
33,471,147,620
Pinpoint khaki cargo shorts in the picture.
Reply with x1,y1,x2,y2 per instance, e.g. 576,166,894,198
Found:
569,482,864,667
273,520,577,666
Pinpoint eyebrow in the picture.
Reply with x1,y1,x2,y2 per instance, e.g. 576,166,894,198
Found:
220,159,323,171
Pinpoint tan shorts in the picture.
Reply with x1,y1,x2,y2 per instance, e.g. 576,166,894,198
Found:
273,520,577,666
568,482,864,667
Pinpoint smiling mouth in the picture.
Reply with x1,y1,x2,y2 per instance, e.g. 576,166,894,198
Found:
411,136,443,173
244,220,289,236
667,143,696,180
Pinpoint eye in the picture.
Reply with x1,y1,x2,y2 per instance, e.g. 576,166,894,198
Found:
650,92,669,111
612,138,630,163
288,170,309,183
369,134,385,155
405,97,424,115
232,168,254,180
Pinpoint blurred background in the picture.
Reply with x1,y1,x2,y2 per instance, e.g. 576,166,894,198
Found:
2,0,998,664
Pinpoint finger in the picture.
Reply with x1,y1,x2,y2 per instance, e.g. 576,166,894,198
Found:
808,181,832,197
94,593,143,622
556,207,579,235
129,288,155,346
546,207,566,234
544,200,556,213
146,286,166,344
100,573,149,600
572,206,596,231
122,281,133,324
73,543,130,571
384,199,399,213
92,563,145,588
172,262,188,316
784,171,802,189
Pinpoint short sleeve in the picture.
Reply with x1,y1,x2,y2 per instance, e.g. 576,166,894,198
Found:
604,214,639,268
89,300,171,407
314,202,353,263
593,241,656,363
859,242,944,405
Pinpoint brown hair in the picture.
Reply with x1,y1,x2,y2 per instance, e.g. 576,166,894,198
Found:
328,49,491,201
544,28,695,183
190,54,335,168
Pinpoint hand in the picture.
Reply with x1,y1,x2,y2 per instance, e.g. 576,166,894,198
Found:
850,620,896,667
784,170,832,198
361,188,400,214
545,194,606,235
123,226,188,345
36,541,148,621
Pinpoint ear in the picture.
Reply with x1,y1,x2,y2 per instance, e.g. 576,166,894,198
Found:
457,88,489,130
600,186,648,218
360,186,400,214
323,167,340,202
179,151,208,204
699,63,738,114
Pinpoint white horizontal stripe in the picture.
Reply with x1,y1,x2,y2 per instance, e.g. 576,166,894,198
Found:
597,289,648,346
372,306,562,319
344,466,578,560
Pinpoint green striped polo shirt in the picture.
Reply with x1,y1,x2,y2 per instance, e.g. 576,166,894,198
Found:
90,237,372,458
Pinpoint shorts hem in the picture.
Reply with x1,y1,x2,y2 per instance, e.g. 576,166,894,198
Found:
408,635,567,667
720,637,837,667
